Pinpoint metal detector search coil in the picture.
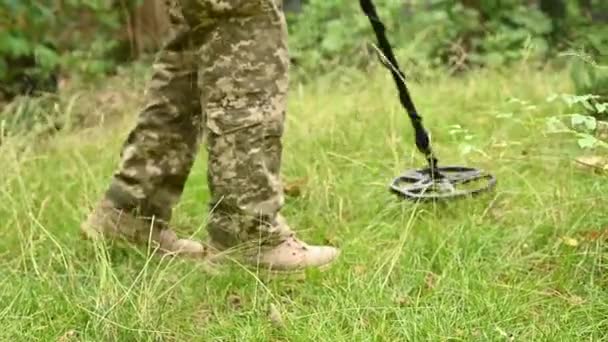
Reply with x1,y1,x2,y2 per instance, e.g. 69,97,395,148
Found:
359,0,497,201
390,166,497,201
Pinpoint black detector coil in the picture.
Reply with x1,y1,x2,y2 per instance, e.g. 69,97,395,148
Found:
390,166,496,201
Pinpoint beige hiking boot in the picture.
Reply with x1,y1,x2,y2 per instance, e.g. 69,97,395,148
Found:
80,199,207,258
212,233,340,273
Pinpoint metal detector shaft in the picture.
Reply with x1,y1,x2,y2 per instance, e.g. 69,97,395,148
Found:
359,0,438,172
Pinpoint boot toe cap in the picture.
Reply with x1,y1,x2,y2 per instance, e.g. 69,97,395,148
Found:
309,245,340,267
172,239,206,256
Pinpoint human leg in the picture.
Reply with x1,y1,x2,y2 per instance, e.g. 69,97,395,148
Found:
81,0,207,257
187,0,340,270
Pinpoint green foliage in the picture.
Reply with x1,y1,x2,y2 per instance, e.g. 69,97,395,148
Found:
562,1,608,103
286,0,554,76
545,93,608,150
0,95,61,143
568,60,607,116
0,0,145,139
0,0,141,99
286,0,408,77
286,0,607,77
417,0,553,71
0,1,60,97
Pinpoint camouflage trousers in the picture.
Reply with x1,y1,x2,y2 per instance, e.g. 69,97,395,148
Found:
104,0,292,248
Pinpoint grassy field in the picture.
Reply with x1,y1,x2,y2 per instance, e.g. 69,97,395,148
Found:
1,61,607,341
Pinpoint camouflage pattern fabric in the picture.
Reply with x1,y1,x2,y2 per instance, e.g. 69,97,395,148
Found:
104,0,292,248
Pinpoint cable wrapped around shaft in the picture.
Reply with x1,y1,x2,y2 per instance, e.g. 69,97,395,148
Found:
359,0,438,170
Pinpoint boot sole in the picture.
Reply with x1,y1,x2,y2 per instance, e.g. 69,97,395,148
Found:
250,258,337,276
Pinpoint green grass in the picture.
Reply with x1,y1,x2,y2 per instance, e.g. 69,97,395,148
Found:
1,62,607,341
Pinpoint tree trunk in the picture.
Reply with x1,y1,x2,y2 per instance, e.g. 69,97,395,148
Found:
123,0,170,58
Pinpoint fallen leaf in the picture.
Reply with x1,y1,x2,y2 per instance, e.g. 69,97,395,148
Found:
194,303,213,324
322,234,339,246
492,141,508,148
57,330,78,342
596,120,608,140
227,294,243,310
353,264,367,275
268,303,284,327
574,155,608,173
394,295,411,307
283,177,307,197
58,76,70,91
568,295,585,306
580,228,608,242
424,272,438,290
545,288,586,306
560,236,579,247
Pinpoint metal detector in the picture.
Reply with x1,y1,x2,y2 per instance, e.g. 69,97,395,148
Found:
359,0,496,201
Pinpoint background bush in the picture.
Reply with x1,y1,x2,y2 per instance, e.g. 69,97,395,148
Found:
0,0,148,101
285,0,608,114
1,0,606,105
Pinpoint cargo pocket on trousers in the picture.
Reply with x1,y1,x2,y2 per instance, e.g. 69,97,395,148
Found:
204,105,264,136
